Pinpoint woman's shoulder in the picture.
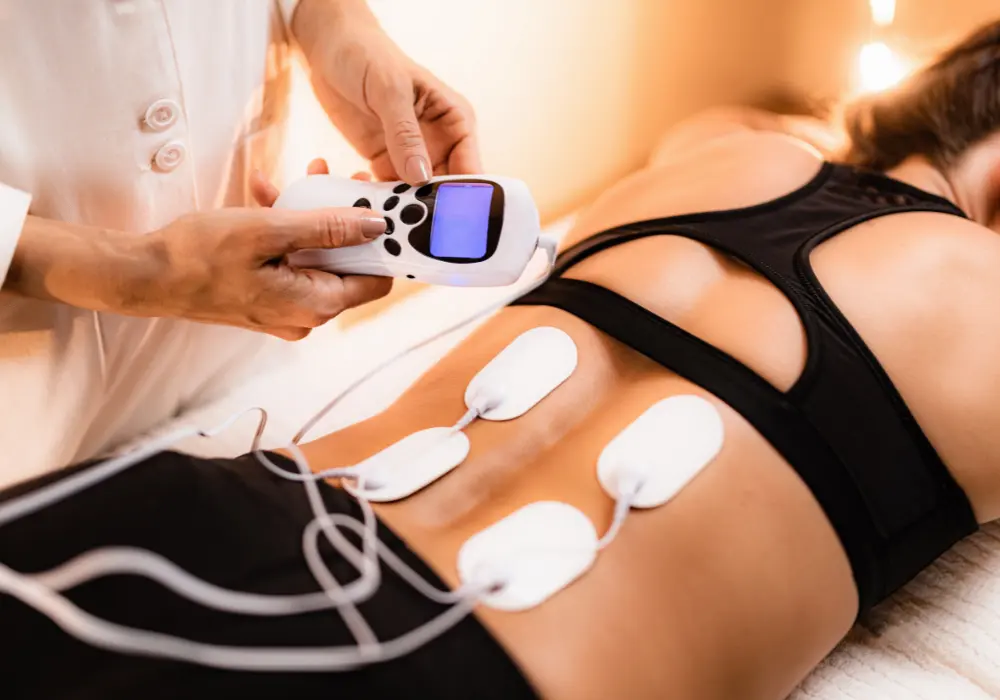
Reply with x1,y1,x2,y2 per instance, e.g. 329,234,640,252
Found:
566,133,827,243
665,130,827,202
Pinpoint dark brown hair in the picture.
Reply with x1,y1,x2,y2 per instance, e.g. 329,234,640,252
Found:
843,19,1000,171
747,86,833,121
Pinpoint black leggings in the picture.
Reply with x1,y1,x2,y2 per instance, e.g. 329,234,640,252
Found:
0,451,538,700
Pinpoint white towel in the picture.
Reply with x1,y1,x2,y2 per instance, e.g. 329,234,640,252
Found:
791,521,1000,699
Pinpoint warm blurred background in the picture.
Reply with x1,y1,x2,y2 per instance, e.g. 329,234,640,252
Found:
279,0,998,323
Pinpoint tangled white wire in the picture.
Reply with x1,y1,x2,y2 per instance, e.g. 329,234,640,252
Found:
0,237,560,672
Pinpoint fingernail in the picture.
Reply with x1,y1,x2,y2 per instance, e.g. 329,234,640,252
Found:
405,156,431,184
361,216,387,238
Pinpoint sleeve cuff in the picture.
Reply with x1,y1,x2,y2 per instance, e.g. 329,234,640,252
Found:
278,0,302,27
0,182,31,289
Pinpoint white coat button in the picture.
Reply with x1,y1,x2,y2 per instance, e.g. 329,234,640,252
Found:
153,140,186,172
143,98,180,131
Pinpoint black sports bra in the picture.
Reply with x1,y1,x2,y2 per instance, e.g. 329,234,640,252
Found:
512,162,978,618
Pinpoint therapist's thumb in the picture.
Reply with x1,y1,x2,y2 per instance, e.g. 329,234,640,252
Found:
257,208,387,257
373,81,432,185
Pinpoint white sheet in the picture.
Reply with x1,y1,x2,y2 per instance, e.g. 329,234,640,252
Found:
167,213,1000,699
791,523,1000,699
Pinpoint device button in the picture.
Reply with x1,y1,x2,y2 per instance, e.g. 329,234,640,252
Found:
415,184,433,199
400,203,425,225
383,195,399,211
393,183,411,194
353,198,372,209
383,217,395,235
383,238,402,256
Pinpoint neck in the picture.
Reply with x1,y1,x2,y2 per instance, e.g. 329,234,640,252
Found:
885,139,1000,228
885,158,964,209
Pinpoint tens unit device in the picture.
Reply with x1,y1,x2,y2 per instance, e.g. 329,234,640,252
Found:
274,174,542,287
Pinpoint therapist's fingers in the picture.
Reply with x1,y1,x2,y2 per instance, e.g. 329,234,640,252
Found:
250,169,280,207
255,208,386,258
351,171,373,182
333,274,393,311
253,266,391,338
267,327,313,341
252,160,331,209
307,158,330,175
446,132,483,176
369,78,432,186
285,269,393,326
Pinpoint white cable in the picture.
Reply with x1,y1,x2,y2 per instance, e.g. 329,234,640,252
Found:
459,386,505,433
13,415,381,613
283,441,381,649
597,471,644,550
92,312,109,385
0,427,196,529
0,432,482,671
0,561,482,672
450,406,480,433
254,452,359,482
0,433,484,668
301,515,467,605
30,548,344,615
596,497,634,551
270,443,378,582
291,236,561,445
0,236,562,670
258,402,482,485
28,505,464,614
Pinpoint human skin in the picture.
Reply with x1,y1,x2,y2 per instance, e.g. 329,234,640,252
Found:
290,122,1000,699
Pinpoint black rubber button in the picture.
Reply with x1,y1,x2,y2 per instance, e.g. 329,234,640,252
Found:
400,203,425,225
383,217,395,235
383,195,399,211
415,184,433,199
392,183,411,194
383,238,402,256
353,198,371,209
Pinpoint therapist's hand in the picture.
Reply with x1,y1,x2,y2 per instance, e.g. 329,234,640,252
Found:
142,206,391,340
291,0,481,183
7,206,392,341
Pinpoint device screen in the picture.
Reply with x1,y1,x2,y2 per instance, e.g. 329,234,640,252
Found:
429,183,494,259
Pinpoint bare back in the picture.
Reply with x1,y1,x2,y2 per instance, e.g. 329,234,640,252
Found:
299,133,1000,699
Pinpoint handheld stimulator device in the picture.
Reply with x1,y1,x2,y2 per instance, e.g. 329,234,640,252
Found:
274,174,542,287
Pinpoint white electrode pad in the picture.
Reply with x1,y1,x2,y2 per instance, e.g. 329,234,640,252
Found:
597,395,724,508
457,501,597,611
351,428,471,502
464,327,578,421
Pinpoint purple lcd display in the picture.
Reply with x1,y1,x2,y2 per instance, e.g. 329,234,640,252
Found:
429,183,493,259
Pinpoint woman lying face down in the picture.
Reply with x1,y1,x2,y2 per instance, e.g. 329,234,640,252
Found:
5,18,1000,700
